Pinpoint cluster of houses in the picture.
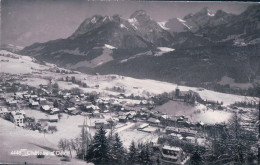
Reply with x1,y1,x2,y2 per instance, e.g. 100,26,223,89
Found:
0,72,227,165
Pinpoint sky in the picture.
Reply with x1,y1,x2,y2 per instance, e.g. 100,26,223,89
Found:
0,0,255,47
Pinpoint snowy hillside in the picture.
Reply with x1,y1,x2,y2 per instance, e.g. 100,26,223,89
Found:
0,50,256,106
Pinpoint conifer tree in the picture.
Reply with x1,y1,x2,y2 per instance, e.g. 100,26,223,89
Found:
109,133,126,164
86,127,109,164
128,141,138,164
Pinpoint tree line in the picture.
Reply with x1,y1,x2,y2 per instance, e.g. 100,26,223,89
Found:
58,127,159,165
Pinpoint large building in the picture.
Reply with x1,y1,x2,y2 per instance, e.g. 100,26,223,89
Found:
160,145,189,164
10,110,25,127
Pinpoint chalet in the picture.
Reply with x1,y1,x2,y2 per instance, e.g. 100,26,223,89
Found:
92,110,103,118
86,104,100,112
49,115,59,122
41,105,51,112
30,95,38,99
29,101,39,108
66,107,76,113
14,92,24,100
63,93,71,99
196,121,205,128
137,123,149,131
6,99,17,107
94,119,111,129
184,136,196,144
0,107,9,115
177,115,189,122
127,114,134,120
71,110,81,115
39,98,47,104
50,108,60,114
178,128,197,137
40,84,49,89
147,117,160,126
161,145,189,164
10,110,25,126
23,94,31,100
122,105,136,112
140,100,148,105
166,127,179,134
118,115,128,123
170,133,183,140
70,96,80,104
79,94,86,98
103,110,110,113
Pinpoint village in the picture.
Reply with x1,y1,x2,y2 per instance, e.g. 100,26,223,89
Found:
0,50,258,164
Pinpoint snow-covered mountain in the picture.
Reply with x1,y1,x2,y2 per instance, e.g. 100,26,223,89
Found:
20,5,260,87
182,7,234,32
158,18,190,33
128,10,173,46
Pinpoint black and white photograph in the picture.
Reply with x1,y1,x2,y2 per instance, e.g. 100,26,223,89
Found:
0,0,259,164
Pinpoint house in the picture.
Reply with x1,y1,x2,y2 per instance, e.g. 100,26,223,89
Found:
39,98,47,104
40,84,49,89
50,108,60,114
177,115,189,122
166,127,179,134
147,117,160,126
170,133,183,140
71,110,81,115
94,119,111,129
30,95,38,99
49,115,59,122
118,115,128,123
10,110,25,126
6,99,17,107
0,107,9,115
184,136,196,144
137,123,149,131
14,92,24,100
29,101,39,108
160,145,189,164
66,107,76,113
23,94,31,100
178,128,197,137
41,105,51,112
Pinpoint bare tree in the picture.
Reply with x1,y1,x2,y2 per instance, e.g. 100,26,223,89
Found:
58,139,68,152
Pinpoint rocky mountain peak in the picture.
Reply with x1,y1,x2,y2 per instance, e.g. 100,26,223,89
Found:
130,10,150,21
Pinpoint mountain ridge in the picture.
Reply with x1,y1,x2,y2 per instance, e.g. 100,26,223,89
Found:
19,4,260,88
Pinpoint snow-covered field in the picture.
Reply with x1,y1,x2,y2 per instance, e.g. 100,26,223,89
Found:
115,122,159,149
0,50,49,74
0,117,88,165
20,77,49,88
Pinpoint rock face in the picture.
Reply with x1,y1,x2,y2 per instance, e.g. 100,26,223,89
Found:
20,5,260,86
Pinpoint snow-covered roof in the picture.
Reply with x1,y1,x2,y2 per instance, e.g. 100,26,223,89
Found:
49,115,58,120
147,117,160,123
163,145,182,151
39,98,46,101
41,105,50,111
31,102,39,106
11,110,25,119
51,108,60,112
138,123,149,129
67,107,76,111
0,107,8,113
